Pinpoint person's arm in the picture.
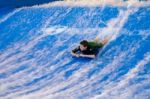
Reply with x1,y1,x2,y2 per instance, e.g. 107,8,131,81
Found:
79,48,99,58
79,54,96,58
71,47,80,57
71,52,80,57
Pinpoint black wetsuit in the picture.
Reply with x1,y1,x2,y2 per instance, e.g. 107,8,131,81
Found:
72,41,103,56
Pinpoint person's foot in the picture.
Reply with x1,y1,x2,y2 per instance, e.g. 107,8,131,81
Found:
93,37,100,43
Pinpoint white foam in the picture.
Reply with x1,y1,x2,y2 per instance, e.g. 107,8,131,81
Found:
42,26,68,36
32,0,150,8
0,8,22,24
95,3,138,42
0,1,149,98
92,53,150,99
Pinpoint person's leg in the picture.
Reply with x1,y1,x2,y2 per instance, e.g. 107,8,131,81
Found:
93,36,111,45
93,37,100,43
101,39,109,45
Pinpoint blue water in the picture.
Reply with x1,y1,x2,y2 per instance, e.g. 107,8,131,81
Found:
0,0,58,8
0,2,150,99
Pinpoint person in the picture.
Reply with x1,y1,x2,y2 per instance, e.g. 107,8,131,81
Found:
71,38,109,58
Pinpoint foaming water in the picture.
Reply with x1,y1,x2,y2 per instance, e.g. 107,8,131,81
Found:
0,0,150,99
92,53,150,99
32,0,150,8
0,8,22,24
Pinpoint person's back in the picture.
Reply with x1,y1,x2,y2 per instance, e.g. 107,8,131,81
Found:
87,41,103,49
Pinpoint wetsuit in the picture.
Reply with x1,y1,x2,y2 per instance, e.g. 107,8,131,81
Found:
72,41,103,56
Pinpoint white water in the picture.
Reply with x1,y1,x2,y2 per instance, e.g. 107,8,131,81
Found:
0,8,22,24
0,0,149,99
33,0,150,8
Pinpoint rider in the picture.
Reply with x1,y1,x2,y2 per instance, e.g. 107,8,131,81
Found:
71,38,109,58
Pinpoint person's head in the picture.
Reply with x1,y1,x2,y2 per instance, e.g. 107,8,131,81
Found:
80,40,88,51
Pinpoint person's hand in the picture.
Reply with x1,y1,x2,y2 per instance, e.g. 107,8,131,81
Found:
79,54,85,57
71,52,80,57
75,54,80,57
79,54,96,58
